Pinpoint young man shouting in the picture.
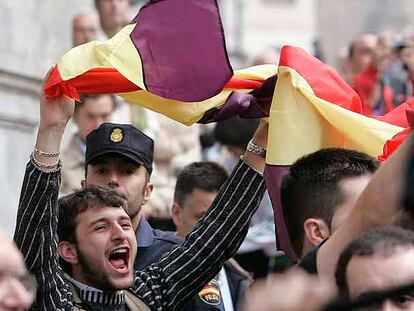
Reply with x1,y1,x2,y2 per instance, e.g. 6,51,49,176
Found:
14,83,267,310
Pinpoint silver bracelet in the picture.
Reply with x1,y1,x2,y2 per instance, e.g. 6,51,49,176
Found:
31,153,59,169
34,147,60,158
246,139,267,158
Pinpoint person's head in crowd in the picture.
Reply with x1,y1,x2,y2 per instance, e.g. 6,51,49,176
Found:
72,13,98,46
374,31,394,73
82,123,154,230
214,117,259,158
393,36,414,71
94,0,131,38
172,162,228,237
348,33,378,75
58,185,137,290
336,226,414,310
0,231,36,310
74,94,117,142
281,148,379,257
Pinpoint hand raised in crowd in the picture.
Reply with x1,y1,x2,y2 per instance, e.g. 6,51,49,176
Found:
35,67,75,171
243,119,268,173
242,269,335,311
39,66,75,130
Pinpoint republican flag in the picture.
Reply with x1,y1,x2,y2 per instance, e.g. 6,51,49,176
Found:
265,46,409,262
43,0,413,262
44,0,276,125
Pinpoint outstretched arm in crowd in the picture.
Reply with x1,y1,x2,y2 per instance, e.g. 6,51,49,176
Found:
317,133,414,284
13,71,75,310
130,121,267,310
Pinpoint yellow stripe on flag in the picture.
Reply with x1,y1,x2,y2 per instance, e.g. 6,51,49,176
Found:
267,66,404,165
120,65,277,126
120,89,236,126
58,24,146,91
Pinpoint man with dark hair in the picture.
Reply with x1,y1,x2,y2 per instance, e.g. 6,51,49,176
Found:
335,226,414,310
60,94,117,196
298,130,414,288
281,148,379,263
57,185,138,299
172,162,229,237
57,185,129,275
171,162,251,310
14,87,267,310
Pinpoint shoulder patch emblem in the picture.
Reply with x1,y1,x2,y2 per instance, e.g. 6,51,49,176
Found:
110,128,123,143
198,278,221,306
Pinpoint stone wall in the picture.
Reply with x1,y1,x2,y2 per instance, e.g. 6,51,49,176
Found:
0,0,93,235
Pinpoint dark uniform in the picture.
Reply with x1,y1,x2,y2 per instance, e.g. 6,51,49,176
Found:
135,224,252,311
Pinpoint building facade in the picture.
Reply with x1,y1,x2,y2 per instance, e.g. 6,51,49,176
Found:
0,0,93,235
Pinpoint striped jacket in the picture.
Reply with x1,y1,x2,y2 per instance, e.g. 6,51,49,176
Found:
14,158,265,310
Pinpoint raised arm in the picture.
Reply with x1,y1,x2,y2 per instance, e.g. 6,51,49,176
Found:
317,133,414,284
131,121,268,310
14,71,75,310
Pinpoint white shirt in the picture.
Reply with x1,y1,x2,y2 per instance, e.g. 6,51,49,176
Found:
217,267,234,311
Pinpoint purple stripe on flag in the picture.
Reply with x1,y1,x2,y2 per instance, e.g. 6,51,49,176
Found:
131,0,233,102
197,92,268,123
264,165,298,263
197,75,276,123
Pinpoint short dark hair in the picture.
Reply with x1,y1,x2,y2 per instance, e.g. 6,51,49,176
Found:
58,185,127,272
58,185,127,244
281,148,379,256
174,162,228,207
75,94,117,112
335,226,414,297
214,117,259,149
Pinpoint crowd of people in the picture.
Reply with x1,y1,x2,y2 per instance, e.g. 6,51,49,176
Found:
3,1,414,310
338,30,414,116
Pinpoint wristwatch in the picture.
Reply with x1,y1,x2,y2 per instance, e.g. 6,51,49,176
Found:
247,139,267,158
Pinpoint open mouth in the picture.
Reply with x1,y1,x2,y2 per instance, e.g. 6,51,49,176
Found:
108,247,130,273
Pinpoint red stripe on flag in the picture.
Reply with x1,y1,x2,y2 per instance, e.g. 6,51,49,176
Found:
44,66,80,101
373,98,414,128
224,77,263,90
69,68,140,95
379,128,410,162
44,67,140,100
44,67,264,100
279,46,363,113
375,100,414,161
